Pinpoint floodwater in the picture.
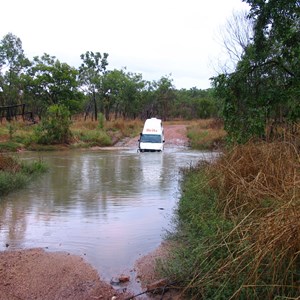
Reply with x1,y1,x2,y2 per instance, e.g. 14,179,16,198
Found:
0,147,216,281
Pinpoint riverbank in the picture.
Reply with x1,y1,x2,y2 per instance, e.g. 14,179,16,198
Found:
0,118,224,153
160,141,300,299
0,248,128,300
0,124,192,300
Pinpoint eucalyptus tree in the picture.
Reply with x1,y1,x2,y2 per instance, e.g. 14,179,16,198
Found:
244,0,300,127
154,75,176,121
139,80,158,119
0,33,30,108
100,69,145,120
212,0,300,143
24,53,82,118
78,51,108,120
218,10,254,71
118,71,144,119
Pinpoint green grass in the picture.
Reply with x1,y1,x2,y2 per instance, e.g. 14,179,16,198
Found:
161,165,236,299
0,155,48,197
72,129,112,147
0,141,23,152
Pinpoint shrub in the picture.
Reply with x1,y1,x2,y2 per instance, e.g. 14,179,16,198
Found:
35,105,72,144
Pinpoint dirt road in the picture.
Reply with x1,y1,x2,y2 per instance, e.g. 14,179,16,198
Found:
119,124,189,149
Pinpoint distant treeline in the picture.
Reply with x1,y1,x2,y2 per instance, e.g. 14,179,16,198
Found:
0,33,219,122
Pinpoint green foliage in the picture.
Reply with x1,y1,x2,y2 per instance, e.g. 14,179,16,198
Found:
78,51,109,121
34,104,72,144
100,69,144,120
0,33,30,107
173,88,220,120
155,75,176,121
212,0,300,143
187,120,226,150
196,98,219,119
20,158,48,175
24,54,82,117
0,171,28,196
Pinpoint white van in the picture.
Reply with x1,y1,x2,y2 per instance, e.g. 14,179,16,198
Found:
138,118,165,152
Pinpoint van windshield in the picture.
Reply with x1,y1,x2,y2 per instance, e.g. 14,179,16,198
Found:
140,134,162,143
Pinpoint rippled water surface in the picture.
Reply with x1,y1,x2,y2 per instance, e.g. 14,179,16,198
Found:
0,147,216,280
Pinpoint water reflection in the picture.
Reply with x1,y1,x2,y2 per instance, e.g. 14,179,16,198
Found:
0,148,216,280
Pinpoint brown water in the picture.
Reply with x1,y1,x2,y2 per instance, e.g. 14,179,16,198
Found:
0,148,216,282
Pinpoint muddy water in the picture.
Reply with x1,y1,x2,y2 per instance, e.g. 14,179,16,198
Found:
0,147,216,281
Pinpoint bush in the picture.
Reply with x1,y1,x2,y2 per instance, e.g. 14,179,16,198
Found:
35,105,72,144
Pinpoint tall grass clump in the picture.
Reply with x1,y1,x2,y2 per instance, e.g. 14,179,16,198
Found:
0,154,48,197
162,141,300,299
72,129,112,147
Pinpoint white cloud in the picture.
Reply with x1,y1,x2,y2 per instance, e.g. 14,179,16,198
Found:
0,0,249,89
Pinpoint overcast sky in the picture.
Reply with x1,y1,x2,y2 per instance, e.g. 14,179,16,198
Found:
1,0,249,90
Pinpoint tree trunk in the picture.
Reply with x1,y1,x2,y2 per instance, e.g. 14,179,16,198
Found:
93,91,97,121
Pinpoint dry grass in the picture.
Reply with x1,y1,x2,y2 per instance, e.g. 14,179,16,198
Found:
187,118,226,150
0,155,20,172
204,141,300,298
209,141,300,215
164,140,300,299
71,117,143,136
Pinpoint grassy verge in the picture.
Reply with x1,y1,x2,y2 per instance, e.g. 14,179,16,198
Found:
0,154,48,197
161,141,300,299
0,117,143,151
187,119,226,150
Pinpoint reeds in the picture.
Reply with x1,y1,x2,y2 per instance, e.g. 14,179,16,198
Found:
206,142,300,298
209,141,300,216
165,141,300,299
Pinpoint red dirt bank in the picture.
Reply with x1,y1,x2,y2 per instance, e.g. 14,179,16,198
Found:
0,248,128,300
